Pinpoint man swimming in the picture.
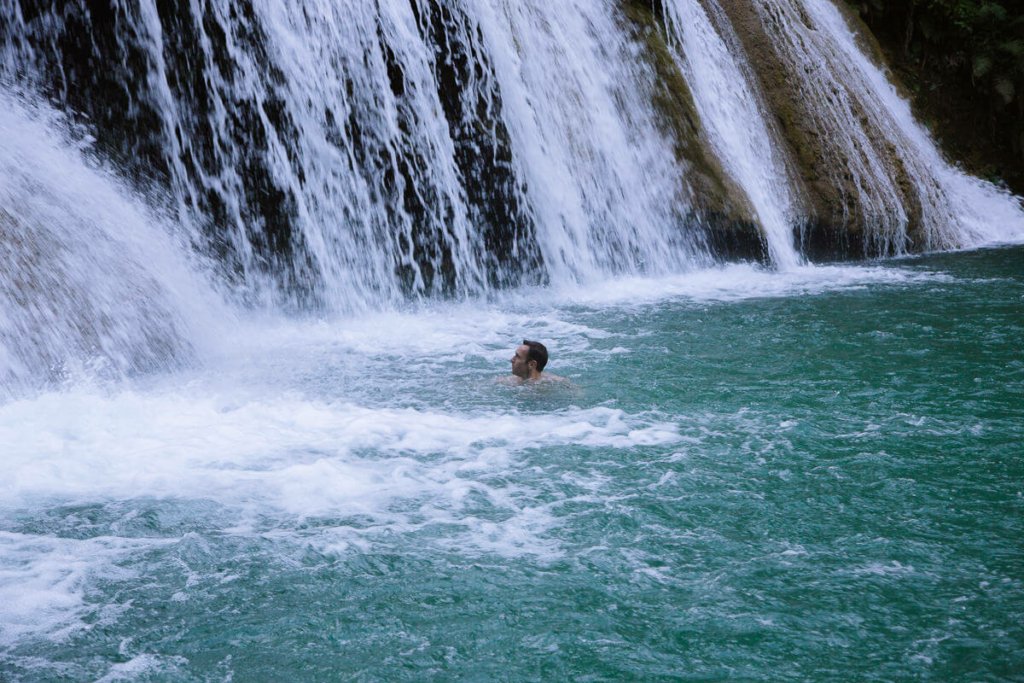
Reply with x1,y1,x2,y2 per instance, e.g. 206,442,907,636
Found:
508,339,566,383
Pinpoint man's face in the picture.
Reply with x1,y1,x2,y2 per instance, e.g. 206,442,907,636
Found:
511,344,533,379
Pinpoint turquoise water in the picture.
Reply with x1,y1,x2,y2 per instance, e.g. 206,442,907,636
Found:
2,247,1022,680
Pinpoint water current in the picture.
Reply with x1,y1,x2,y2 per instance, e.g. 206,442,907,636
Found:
2,246,1022,680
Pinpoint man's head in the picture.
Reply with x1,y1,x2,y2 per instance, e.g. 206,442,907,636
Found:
511,339,548,379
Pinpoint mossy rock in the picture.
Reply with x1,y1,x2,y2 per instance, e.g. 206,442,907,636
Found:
618,0,764,258
711,0,940,255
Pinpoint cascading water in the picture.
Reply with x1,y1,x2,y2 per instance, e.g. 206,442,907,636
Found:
465,0,707,280
0,92,229,398
0,0,716,313
747,0,1024,254
661,0,802,269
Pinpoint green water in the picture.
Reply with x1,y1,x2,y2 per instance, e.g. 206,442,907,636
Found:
2,247,1022,681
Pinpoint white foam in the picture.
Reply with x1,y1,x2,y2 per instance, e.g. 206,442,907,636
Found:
95,654,187,682
0,531,168,647
224,303,612,366
844,560,918,577
544,262,954,307
1,389,680,528
203,260,957,380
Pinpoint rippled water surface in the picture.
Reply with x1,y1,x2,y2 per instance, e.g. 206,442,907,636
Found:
2,247,1022,681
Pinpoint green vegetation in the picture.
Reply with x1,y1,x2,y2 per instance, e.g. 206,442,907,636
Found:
848,0,1024,192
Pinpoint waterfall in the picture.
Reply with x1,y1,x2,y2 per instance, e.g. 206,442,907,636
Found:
661,0,802,269
0,93,229,397
0,0,714,312
5,0,1020,283
466,0,707,282
748,0,1024,254
2,0,1024,396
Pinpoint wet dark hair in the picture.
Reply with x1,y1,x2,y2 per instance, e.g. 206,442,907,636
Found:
522,339,548,372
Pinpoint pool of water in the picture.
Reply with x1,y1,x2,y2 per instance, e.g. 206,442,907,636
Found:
2,246,1022,680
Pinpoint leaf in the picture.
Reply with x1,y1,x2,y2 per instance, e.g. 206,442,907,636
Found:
973,53,994,79
997,39,1024,57
977,2,1008,23
918,16,939,42
994,76,1015,103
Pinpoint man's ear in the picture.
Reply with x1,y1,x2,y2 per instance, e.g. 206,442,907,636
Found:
528,360,537,369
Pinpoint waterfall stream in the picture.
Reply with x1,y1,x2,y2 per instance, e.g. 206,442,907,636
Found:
466,0,706,282
0,93,229,398
661,0,802,269
747,0,1024,253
